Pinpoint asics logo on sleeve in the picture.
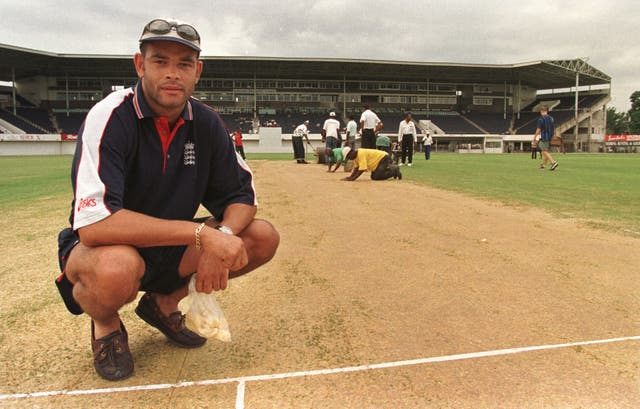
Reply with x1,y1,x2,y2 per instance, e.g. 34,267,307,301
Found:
77,198,97,212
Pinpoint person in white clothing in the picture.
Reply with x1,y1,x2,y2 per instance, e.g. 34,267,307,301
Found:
422,129,433,160
292,120,311,164
345,115,358,148
359,105,382,149
397,113,417,166
322,112,341,150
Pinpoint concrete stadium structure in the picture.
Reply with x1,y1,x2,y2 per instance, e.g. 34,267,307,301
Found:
0,43,612,155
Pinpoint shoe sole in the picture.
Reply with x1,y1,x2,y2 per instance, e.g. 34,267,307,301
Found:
550,163,559,171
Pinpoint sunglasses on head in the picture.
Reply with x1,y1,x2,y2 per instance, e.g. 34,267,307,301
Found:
143,19,200,42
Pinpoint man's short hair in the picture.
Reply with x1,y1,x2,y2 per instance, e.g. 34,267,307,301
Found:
540,105,549,112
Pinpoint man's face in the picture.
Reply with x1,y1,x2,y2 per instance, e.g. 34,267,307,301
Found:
134,41,202,118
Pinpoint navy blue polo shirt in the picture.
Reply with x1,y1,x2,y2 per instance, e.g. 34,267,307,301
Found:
536,114,555,142
67,80,256,231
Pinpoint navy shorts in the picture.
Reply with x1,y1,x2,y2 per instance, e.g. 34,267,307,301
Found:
56,222,201,314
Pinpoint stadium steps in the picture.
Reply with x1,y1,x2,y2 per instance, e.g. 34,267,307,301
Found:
555,94,611,135
459,115,489,134
0,108,51,134
513,115,538,134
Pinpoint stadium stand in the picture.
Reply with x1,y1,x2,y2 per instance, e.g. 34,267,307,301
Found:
15,94,36,107
513,111,539,134
55,112,87,134
512,93,608,134
427,112,483,134
463,112,511,134
0,90,36,108
0,108,47,134
15,107,56,132
0,44,613,153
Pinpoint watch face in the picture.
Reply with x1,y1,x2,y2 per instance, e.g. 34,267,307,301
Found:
216,225,233,235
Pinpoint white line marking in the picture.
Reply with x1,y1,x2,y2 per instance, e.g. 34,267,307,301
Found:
235,380,245,409
1,335,638,402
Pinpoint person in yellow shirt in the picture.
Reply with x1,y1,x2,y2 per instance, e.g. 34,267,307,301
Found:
341,147,401,181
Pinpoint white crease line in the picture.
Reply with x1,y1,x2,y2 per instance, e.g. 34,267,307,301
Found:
1,335,639,401
235,380,245,409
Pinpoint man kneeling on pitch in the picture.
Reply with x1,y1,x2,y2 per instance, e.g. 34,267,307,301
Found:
341,147,401,181
55,18,279,381
325,146,348,172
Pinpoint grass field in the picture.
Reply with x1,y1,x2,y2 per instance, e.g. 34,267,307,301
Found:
1,153,638,235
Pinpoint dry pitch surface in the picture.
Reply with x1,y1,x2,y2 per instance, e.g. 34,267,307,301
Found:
0,160,639,408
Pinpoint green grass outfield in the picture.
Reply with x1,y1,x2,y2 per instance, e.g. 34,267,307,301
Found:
404,153,640,236
1,153,638,236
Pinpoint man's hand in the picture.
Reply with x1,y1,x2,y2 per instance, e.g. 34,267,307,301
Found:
195,227,248,293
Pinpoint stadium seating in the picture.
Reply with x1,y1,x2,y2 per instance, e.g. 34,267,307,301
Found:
55,112,87,134
463,112,511,134
427,112,483,134
0,89,608,138
512,93,607,134
0,108,46,134
15,107,56,132
513,111,539,134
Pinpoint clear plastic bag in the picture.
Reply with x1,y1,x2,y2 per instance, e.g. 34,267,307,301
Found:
178,275,231,342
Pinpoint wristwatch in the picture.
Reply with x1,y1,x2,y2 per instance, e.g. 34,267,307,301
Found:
215,225,234,235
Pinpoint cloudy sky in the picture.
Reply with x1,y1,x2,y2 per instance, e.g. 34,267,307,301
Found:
1,0,638,111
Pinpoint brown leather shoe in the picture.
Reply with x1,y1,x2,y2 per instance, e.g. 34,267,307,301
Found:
91,320,134,381
135,293,206,348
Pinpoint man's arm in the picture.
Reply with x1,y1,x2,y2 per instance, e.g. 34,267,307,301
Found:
77,202,255,248
342,167,364,181
78,203,256,293
375,120,383,135
533,127,541,144
195,202,256,292
77,209,196,248
217,202,257,235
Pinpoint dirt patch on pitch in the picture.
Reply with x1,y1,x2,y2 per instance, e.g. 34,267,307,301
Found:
0,160,638,408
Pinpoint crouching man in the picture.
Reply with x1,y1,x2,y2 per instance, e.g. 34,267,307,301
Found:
341,147,401,181
55,18,279,381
